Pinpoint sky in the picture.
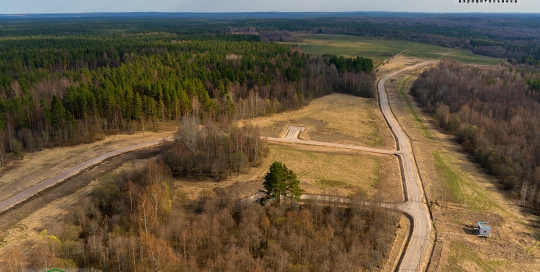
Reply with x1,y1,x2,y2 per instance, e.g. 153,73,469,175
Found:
1,0,539,14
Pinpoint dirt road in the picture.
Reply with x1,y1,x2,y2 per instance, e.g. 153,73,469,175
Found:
0,137,173,214
378,64,433,271
265,63,434,271
265,135,398,155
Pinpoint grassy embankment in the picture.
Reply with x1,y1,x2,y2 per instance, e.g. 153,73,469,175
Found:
395,75,435,140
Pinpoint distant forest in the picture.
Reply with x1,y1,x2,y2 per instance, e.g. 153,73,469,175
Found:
2,14,540,64
0,28,375,166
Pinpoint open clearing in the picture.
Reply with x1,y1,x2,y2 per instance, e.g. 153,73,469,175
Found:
264,144,401,202
172,144,402,203
174,93,401,202
249,93,395,149
283,34,503,67
385,65,540,271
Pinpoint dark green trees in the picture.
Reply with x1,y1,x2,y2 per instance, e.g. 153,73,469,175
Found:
0,32,376,168
326,54,374,74
263,161,303,205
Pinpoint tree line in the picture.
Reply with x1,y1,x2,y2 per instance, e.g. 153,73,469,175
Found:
0,34,375,167
8,157,398,271
411,61,540,209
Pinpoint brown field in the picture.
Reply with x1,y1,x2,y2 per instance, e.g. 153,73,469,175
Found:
171,144,402,203
260,144,401,202
385,66,540,271
174,93,401,202
248,93,395,149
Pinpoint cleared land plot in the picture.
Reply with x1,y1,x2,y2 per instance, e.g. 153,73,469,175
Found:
170,93,401,202
249,93,395,149
284,34,503,67
265,144,401,202
172,142,402,204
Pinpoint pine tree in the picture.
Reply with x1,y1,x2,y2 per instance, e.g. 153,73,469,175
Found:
263,162,303,205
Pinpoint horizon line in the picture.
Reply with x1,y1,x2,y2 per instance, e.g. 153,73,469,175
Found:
2,11,540,16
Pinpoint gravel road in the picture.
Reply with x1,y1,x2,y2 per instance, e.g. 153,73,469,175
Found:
378,64,434,271
0,137,173,214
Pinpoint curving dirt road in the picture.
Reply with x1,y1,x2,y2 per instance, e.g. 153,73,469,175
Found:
265,63,434,271
378,64,433,271
0,137,173,214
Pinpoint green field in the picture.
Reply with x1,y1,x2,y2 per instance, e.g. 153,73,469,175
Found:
284,34,503,67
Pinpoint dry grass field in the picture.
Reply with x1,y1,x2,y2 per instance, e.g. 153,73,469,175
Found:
171,144,402,203
249,93,395,149
172,93,401,202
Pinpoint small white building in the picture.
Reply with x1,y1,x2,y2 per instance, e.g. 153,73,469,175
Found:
476,221,491,237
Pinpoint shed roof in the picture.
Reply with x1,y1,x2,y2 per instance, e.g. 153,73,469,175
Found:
477,221,491,230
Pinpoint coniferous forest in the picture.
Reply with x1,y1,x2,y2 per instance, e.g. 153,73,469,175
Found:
0,29,374,166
